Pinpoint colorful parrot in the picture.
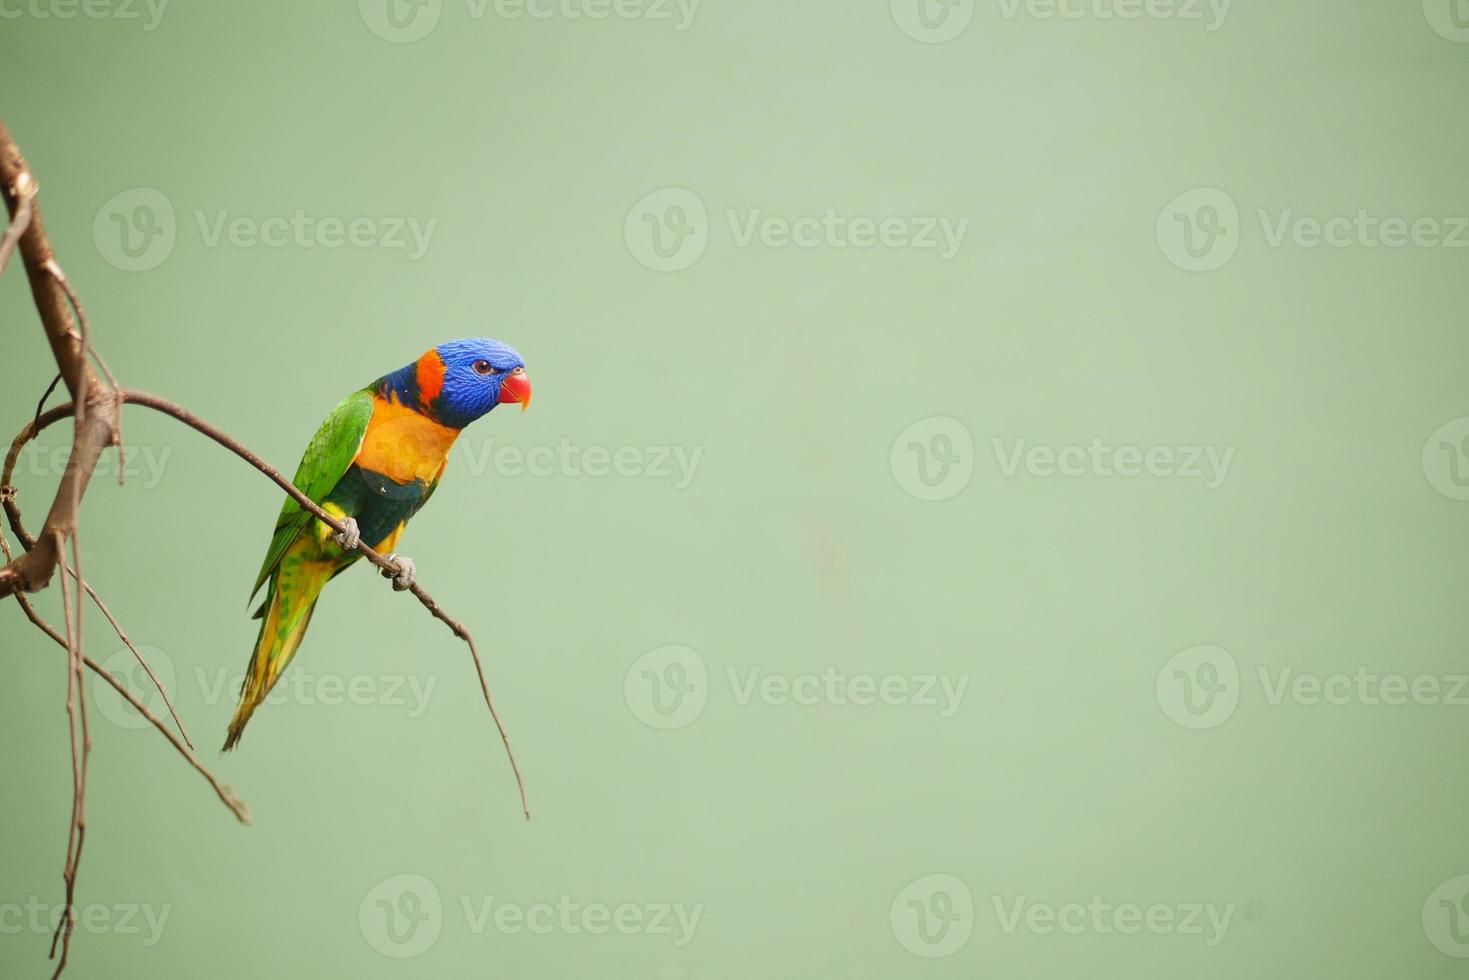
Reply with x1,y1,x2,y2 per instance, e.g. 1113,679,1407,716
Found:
223,338,531,750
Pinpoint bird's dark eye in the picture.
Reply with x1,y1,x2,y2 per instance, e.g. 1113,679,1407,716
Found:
472,360,500,376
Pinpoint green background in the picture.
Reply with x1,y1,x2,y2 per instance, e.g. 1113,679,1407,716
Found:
3,1,1469,977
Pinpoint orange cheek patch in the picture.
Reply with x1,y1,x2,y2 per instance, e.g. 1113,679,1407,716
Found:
415,350,446,404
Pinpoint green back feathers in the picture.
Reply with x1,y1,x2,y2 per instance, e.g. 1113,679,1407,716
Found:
249,388,375,603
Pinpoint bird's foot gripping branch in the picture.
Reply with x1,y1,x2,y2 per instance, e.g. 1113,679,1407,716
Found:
0,119,527,980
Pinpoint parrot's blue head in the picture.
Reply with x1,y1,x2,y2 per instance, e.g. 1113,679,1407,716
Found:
382,337,531,429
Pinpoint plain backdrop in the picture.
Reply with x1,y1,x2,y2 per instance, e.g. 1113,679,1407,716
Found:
2,3,1468,978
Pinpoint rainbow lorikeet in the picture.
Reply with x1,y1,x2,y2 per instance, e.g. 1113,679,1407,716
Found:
223,338,531,750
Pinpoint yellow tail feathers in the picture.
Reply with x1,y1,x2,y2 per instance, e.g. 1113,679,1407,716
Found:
223,562,329,751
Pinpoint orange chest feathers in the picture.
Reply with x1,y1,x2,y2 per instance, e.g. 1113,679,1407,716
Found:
355,395,460,487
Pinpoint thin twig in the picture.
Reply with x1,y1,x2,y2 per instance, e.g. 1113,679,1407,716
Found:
43,259,126,484
74,569,193,749
0,119,115,600
0,168,32,274
0,409,183,750
48,532,88,978
33,374,60,434
0,120,251,980
49,381,92,977
12,585,249,823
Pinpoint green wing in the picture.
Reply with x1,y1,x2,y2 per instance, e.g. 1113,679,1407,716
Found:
248,388,375,604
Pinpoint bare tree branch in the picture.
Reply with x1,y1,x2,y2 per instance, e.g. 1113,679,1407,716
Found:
1,404,192,747
1,116,527,979
6,575,248,823
0,169,32,275
0,120,118,598
48,532,90,979
44,258,127,485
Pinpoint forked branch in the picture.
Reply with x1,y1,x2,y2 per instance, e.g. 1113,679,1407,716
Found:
0,116,527,980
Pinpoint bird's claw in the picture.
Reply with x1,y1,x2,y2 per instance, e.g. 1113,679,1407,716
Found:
382,553,416,592
332,517,361,551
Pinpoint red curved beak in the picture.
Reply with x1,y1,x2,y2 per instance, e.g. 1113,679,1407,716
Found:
498,368,531,412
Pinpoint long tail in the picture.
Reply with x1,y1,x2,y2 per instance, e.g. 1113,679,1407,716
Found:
223,564,329,751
